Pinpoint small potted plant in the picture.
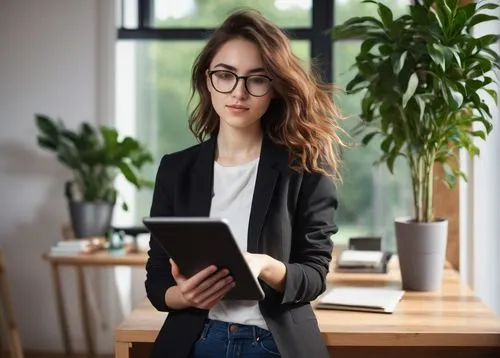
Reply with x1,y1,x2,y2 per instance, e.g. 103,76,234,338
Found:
331,0,500,290
35,114,154,238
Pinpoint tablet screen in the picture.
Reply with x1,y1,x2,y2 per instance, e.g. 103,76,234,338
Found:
143,217,265,301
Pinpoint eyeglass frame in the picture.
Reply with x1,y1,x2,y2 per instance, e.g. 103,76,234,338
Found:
207,69,273,97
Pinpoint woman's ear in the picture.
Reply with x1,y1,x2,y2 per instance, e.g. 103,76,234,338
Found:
206,71,213,94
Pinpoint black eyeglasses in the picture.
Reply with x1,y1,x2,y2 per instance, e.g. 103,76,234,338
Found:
207,70,273,97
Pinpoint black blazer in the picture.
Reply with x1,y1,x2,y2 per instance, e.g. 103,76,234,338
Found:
145,134,338,358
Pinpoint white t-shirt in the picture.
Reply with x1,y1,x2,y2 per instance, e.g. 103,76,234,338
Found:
208,157,268,330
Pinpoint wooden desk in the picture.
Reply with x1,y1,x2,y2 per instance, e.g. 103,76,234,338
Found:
43,249,147,357
114,259,500,358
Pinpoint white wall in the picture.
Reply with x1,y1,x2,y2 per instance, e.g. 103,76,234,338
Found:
0,0,137,354
460,1,500,315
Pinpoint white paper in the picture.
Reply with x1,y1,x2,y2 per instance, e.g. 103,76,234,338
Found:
318,287,405,313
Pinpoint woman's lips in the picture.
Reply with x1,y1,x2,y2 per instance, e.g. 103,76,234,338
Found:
226,104,249,112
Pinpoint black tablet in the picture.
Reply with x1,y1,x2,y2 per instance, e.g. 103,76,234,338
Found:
143,217,265,301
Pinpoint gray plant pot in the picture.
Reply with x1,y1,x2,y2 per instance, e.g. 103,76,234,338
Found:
68,201,114,238
395,217,448,291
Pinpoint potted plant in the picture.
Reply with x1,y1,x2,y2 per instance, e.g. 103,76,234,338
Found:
35,114,154,238
331,0,500,290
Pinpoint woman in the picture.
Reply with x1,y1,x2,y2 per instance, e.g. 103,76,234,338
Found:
146,9,343,358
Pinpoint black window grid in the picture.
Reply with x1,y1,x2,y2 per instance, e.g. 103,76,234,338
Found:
117,0,334,82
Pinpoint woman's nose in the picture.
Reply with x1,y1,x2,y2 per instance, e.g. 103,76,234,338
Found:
231,78,249,99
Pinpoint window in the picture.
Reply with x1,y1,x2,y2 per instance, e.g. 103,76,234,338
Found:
116,0,413,251
333,1,413,250
152,0,312,27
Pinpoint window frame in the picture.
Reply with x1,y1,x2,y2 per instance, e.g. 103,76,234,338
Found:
117,0,334,82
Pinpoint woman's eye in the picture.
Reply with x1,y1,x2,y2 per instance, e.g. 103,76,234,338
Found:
250,77,266,85
216,72,234,80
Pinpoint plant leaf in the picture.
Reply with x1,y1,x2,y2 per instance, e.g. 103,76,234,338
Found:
471,130,486,140
387,154,397,174
442,162,455,188
37,137,57,151
101,126,118,152
467,14,498,30
117,162,140,188
472,116,493,134
428,44,446,72
476,3,499,11
477,34,499,48
402,72,419,108
485,88,498,104
35,114,60,142
449,48,462,69
393,51,408,74
377,3,393,29
447,81,464,109
414,95,426,122
380,136,393,153
360,38,379,54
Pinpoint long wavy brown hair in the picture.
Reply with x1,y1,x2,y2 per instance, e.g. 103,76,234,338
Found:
189,9,344,181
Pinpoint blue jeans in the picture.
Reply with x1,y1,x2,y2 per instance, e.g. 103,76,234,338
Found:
190,319,281,358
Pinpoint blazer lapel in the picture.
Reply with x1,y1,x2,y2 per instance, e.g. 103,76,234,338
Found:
247,135,286,253
190,137,216,217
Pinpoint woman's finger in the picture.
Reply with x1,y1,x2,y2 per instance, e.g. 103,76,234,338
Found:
194,275,233,304
181,264,218,292
199,281,235,309
170,259,185,282
192,269,230,294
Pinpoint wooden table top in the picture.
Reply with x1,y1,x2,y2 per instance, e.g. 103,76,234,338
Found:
43,249,148,266
115,258,500,347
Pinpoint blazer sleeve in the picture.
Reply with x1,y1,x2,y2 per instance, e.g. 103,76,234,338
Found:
281,171,338,304
145,154,177,312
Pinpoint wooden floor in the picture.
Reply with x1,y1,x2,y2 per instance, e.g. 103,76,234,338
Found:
27,355,113,358
1,352,113,358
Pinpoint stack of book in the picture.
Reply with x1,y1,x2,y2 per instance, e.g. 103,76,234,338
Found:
335,249,391,273
50,239,105,255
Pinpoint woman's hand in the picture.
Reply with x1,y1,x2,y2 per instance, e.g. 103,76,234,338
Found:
243,252,271,278
170,259,235,310
244,253,286,293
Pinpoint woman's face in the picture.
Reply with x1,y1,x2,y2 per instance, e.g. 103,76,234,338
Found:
207,38,274,132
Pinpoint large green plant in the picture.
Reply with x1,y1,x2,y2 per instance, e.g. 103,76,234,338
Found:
35,114,154,210
332,0,500,222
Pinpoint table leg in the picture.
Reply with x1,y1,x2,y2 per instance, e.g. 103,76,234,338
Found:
50,263,72,355
76,267,95,357
115,342,130,358
0,302,4,353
